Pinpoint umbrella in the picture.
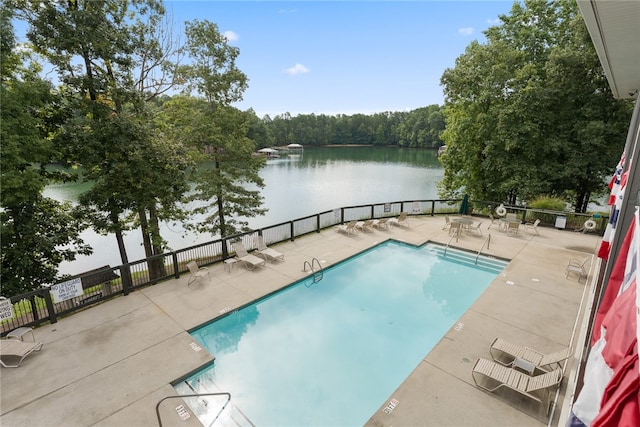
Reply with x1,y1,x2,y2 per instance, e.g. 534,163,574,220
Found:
459,194,470,215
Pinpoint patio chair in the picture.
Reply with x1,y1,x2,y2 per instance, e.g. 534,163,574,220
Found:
489,337,571,372
337,220,358,236
487,213,498,230
186,260,210,286
469,221,483,236
443,215,451,230
388,212,409,228
566,257,589,281
256,235,284,262
472,358,563,417
524,219,541,235
448,221,462,240
232,242,267,270
0,339,43,368
505,221,520,236
371,218,389,230
355,220,375,232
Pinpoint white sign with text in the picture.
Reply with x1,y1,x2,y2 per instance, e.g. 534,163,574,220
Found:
0,297,15,320
51,278,83,303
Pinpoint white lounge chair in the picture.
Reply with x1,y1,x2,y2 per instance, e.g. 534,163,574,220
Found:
256,235,284,262
472,358,563,417
232,242,267,270
469,221,483,236
186,260,210,286
388,212,409,228
371,218,389,230
0,339,43,368
505,221,520,236
489,337,571,372
355,220,375,232
337,221,358,236
443,215,451,230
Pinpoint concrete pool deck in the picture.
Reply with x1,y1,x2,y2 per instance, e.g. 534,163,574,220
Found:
0,215,601,426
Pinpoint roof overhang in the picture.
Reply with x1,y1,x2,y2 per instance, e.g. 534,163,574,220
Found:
577,0,640,100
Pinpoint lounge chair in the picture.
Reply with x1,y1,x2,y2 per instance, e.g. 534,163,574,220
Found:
232,242,267,270
388,212,409,228
337,220,358,236
0,339,43,368
256,235,284,262
524,219,541,235
489,337,571,372
566,257,589,281
355,220,375,232
186,260,210,286
472,358,563,416
371,218,389,230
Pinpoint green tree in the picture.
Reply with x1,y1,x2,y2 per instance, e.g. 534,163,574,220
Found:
1,5,90,295
181,20,266,239
17,0,192,281
439,0,632,210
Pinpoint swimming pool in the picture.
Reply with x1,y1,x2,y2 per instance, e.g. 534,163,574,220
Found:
174,241,507,426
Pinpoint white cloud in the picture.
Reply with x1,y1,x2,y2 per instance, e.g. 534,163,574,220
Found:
284,63,310,76
458,27,474,36
223,31,239,42
487,18,500,25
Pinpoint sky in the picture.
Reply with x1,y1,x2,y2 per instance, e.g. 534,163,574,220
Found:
165,1,515,117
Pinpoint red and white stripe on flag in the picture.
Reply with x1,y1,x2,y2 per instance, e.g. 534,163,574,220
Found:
568,208,639,427
598,171,629,260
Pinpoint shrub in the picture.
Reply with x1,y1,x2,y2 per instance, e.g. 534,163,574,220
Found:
528,196,567,211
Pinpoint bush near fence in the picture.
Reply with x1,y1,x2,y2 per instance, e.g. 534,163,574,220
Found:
0,199,604,335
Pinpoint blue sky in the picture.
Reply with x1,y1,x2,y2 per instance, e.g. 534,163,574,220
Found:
167,1,515,117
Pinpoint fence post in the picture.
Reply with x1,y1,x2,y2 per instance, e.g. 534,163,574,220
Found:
172,252,180,279
290,221,295,240
42,289,57,324
316,215,320,233
120,265,133,296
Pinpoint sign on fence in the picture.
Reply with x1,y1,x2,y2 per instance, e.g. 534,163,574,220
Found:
51,278,83,303
0,297,14,320
384,203,391,213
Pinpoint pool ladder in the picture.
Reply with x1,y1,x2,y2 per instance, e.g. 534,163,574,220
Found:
475,234,491,264
303,257,323,286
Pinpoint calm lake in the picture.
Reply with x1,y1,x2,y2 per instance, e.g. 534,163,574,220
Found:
44,146,443,275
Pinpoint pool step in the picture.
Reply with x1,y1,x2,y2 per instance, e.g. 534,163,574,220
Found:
427,245,507,274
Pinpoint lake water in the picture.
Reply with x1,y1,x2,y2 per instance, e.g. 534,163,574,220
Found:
44,146,443,274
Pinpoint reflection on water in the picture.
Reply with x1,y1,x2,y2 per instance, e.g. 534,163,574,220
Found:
44,146,443,274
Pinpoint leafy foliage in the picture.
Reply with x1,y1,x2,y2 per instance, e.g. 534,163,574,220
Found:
1,4,90,294
438,0,633,211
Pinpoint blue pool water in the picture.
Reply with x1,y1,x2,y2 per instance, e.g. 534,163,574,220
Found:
175,241,506,426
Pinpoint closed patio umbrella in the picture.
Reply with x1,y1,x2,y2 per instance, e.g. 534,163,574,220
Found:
459,194,470,215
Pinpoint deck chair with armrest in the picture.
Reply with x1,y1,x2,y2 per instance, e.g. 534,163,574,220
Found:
443,215,451,230
186,260,210,286
506,221,520,236
566,258,589,281
232,242,267,270
256,235,284,262
0,339,44,368
336,220,358,236
472,358,563,417
489,337,571,372
388,212,409,228
371,218,389,230
524,219,541,235
355,219,375,232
